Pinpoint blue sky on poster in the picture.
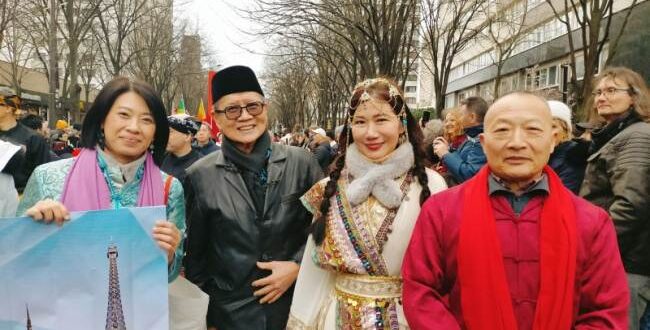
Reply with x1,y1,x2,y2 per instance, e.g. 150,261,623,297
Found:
0,207,168,330
175,0,268,73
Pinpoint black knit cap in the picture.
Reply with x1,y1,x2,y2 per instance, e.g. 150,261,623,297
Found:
211,65,264,104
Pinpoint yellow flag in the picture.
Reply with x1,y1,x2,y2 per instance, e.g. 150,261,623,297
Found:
196,99,206,121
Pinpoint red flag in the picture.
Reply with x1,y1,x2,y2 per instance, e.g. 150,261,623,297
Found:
206,70,220,139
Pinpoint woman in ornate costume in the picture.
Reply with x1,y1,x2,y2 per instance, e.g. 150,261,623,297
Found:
288,78,447,329
17,77,185,282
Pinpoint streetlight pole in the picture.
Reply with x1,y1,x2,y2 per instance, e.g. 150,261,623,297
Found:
47,0,58,128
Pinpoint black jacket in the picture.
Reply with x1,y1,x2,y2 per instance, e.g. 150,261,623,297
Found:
183,143,322,330
0,123,51,192
193,139,220,156
548,139,588,194
161,149,202,183
311,142,333,171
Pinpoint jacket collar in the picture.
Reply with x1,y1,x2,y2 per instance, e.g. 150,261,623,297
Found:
214,143,287,167
213,143,288,215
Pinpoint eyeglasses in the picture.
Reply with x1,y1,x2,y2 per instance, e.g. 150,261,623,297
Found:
591,87,629,97
214,101,265,120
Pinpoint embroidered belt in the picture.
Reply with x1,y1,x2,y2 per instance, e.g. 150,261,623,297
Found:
335,274,402,300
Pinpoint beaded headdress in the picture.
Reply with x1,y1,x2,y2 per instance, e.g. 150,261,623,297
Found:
345,78,408,145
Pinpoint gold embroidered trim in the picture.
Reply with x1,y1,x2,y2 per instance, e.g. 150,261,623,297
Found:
335,274,402,299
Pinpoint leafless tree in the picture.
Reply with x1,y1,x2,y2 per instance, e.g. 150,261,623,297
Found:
57,0,103,123
129,4,181,112
264,39,318,129
421,0,482,117
546,0,639,119
479,0,528,99
0,5,35,95
95,0,147,76
246,0,419,129
0,0,14,46
79,30,102,106
21,0,102,123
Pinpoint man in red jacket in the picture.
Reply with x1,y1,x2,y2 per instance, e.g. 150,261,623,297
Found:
402,92,629,330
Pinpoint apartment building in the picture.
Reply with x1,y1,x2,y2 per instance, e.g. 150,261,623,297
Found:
419,0,648,111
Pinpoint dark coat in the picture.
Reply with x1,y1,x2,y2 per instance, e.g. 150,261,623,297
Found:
183,143,322,330
580,121,650,276
0,123,51,192
161,149,202,183
193,139,220,156
311,142,333,171
549,140,588,194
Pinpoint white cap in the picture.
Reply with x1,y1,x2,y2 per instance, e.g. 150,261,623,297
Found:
312,128,327,137
547,100,572,135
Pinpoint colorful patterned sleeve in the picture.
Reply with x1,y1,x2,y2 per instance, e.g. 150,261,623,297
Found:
164,173,186,283
16,159,71,216
16,166,46,216
300,178,329,219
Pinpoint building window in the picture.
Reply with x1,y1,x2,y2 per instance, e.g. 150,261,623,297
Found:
479,81,494,100
407,74,417,81
405,86,417,93
406,97,416,104
525,65,560,90
575,54,585,80
499,74,520,94
445,94,456,108
450,66,464,81
548,66,557,85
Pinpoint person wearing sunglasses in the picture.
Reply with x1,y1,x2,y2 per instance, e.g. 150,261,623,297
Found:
580,66,650,330
183,65,322,330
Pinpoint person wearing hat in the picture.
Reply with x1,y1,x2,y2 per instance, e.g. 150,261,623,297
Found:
183,65,323,330
0,94,51,192
162,114,202,182
308,127,334,171
547,100,588,193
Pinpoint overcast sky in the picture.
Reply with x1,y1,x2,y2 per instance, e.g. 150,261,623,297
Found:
174,0,267,73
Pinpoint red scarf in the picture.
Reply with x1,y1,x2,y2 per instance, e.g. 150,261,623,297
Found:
458,165,577,330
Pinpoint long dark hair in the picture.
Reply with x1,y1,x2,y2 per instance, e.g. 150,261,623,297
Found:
80,77,169,166
311,78,431,245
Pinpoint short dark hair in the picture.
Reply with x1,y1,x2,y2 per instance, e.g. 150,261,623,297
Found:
80,77,169,166
20,114,44,131
460,96,489,123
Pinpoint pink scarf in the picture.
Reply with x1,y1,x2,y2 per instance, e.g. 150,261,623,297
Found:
60,148,164,211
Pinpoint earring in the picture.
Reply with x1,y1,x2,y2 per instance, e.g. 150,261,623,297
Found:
148,144,154,153
400,115,409,145
97,130,106,149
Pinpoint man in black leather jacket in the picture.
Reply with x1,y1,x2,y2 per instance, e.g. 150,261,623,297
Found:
183,66,322,330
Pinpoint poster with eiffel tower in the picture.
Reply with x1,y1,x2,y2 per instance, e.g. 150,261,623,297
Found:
0,207,169,330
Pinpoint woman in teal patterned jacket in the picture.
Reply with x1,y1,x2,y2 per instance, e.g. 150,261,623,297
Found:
17,77,185,282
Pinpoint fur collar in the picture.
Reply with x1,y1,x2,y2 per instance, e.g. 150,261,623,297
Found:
345,142,414,208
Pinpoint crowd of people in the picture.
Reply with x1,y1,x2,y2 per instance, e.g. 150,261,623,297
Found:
0,64,648,330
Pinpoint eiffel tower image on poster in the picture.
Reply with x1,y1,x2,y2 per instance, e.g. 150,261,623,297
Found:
105,244,126,330
25,304,32,330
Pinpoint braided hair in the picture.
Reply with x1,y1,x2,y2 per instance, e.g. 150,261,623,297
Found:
311,78,431,245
